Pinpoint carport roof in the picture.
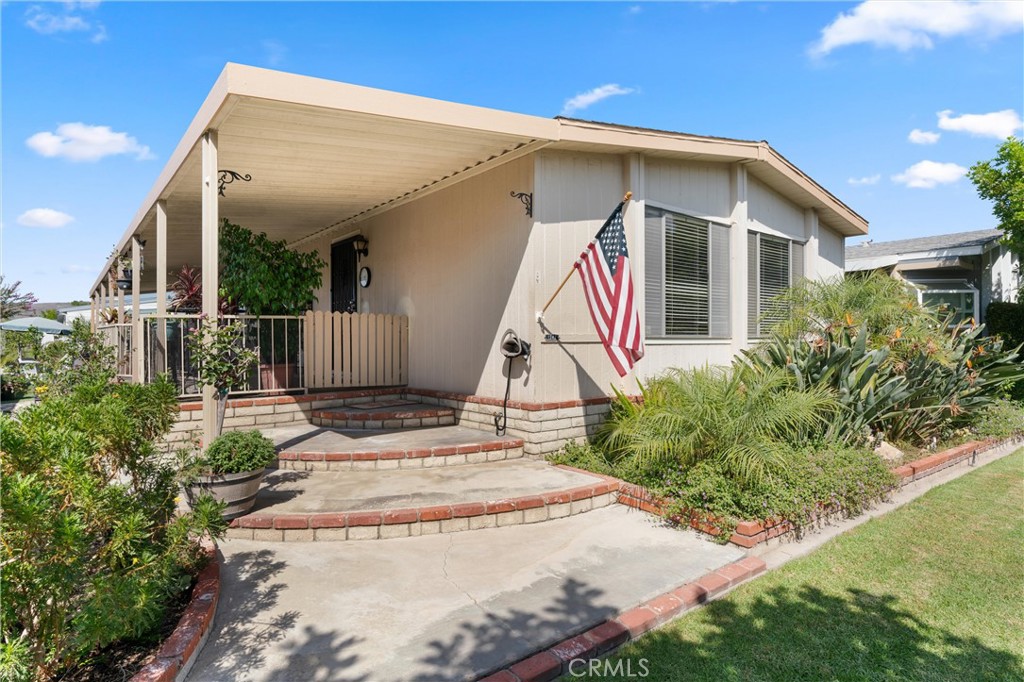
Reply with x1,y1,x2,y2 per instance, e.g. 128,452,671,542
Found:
93,63,868,294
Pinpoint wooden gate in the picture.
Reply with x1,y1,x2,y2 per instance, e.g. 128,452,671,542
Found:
303,312,409,389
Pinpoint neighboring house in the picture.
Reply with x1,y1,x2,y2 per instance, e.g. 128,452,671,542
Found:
60,292,174,324
88,63,866,451
845,230,1019,325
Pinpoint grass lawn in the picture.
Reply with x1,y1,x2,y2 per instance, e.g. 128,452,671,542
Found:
595,449,1024,682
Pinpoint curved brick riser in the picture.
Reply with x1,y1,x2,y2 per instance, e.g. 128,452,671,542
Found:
276,442,525,471
225,483,619,542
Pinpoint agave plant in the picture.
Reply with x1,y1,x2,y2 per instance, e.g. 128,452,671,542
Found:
595,365,836,486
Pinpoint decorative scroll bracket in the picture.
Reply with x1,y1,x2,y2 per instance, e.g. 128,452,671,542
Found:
218,170,252,197
510,191,533,218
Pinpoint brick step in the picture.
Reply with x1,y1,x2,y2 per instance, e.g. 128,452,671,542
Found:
267,423,524,470
225,461,620,542
277,435,523,473
311,401,455,430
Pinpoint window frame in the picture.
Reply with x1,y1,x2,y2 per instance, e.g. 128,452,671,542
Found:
644,203,731,340
748,230,806,339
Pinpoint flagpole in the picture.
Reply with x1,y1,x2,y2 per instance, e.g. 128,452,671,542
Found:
537,191,632,321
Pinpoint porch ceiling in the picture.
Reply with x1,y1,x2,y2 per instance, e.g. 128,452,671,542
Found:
101,65,557,293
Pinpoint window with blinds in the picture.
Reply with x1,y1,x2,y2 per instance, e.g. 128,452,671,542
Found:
747,232,804,337
645,207,730,338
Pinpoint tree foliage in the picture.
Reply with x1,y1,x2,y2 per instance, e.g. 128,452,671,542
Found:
0,276,37,320
968,136,1024,256
219,219,326,316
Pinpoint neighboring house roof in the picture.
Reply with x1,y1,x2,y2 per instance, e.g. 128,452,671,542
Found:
92,63,868,295
846,229,1003,261
60,292,174,313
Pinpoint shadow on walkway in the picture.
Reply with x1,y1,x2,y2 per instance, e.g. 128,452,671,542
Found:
412,577,618,681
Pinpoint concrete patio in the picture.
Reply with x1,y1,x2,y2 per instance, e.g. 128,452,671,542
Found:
187,505,744,681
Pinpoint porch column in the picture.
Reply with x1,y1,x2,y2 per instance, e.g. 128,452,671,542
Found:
803,208,819,281
155,200,168,379
116,264,125,323
201,131,219,447
100,281,108,324
131,236,143,382
730,163,750,353
90,291,97,332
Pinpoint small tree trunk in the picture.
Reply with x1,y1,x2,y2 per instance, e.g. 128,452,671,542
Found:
215,391,228,438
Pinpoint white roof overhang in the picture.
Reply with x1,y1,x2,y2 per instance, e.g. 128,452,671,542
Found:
93,64,867,294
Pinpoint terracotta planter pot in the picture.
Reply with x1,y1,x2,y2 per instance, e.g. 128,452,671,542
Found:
260,362,296,390
188,469,266,520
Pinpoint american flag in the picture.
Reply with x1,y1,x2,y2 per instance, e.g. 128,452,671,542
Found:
574,201,644,377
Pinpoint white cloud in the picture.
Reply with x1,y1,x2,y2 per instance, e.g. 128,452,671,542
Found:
627,5,642,15
25,3,107,43
17,208,75,228
26,123,154,162
561,84,635,116
848,174,881,186
810,1,1023,57
61,264,94,274
937,109,1023,139
262,39,287,67
891,160,968,188
908,129,941,144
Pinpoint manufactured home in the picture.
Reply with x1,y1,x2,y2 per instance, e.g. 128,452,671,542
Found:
90,64,866,452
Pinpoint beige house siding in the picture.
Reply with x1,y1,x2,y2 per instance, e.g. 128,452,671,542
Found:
748,176,806,241
645,158,731,220
817,225,846,280
305,149,849,403
308,154,536,399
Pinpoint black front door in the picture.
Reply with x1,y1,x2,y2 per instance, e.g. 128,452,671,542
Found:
331,238,358,313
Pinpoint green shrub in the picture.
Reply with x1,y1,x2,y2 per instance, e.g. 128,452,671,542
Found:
35,318,116,397
986,302,1024,349
200,429,277,474
657,447,898,541
0,363,31,400
1,377,226,680
595,365,836,485
971,399,1024,439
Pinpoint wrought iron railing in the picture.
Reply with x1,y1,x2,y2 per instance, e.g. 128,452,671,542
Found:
141,314,305,396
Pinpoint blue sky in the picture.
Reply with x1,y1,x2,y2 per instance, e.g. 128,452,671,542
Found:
3,1,1022,302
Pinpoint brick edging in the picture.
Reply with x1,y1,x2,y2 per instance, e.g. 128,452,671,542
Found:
479,556,768,682
227,477,619,542
131,540,220,682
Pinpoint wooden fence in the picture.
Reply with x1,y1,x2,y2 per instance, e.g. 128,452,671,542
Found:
303,312,409,389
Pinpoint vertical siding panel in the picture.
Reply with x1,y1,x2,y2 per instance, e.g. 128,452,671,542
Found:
375,313,385,385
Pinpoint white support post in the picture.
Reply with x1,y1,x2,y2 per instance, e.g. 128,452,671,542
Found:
155,200,168,378
804,208,819,281
201,131,220,447
90,292,97,332
116,267,125,323
730,163,750,352
131,237,143,382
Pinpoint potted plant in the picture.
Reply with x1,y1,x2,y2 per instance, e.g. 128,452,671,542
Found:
187,430,277,519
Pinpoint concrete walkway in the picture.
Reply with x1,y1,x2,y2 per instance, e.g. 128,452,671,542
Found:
187,505,744,682
252,460,605,514
264,423,515,455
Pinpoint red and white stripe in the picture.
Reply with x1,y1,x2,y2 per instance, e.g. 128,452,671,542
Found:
574,245,644,378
